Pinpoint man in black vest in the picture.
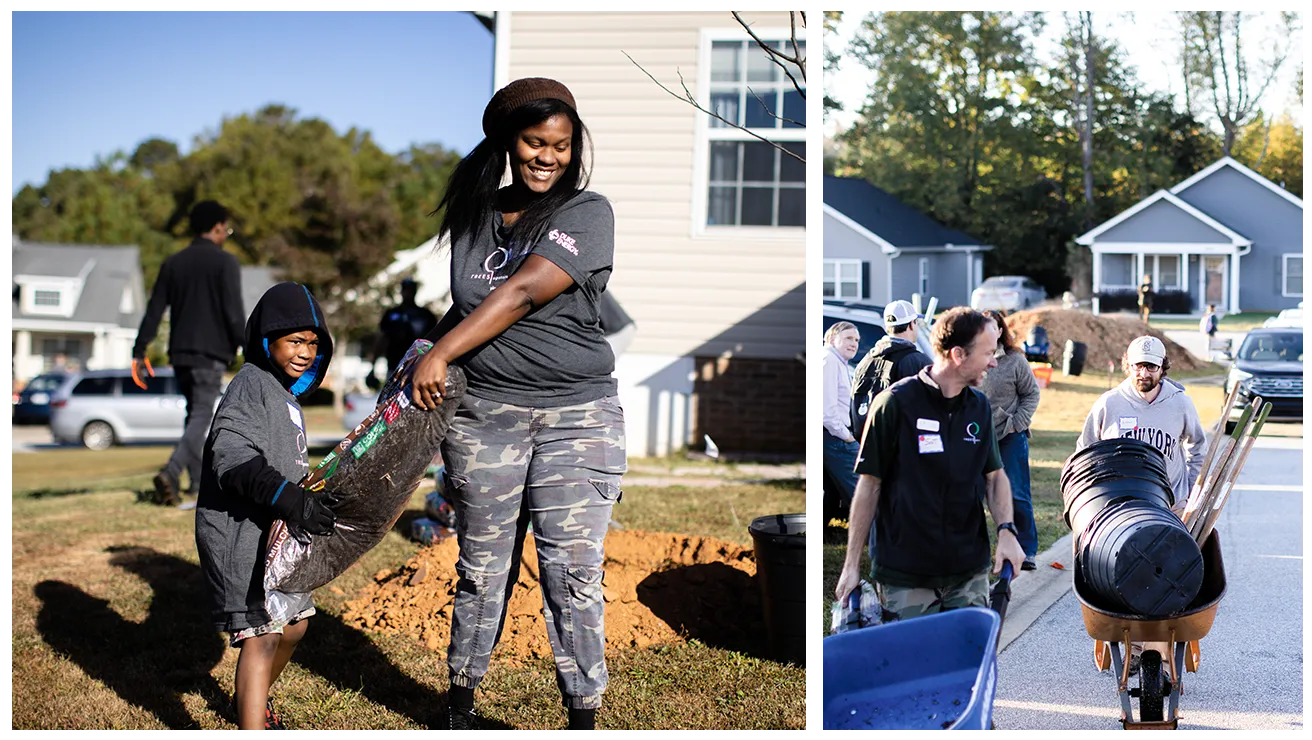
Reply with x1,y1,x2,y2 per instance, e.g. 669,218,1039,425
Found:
834,307,1026,620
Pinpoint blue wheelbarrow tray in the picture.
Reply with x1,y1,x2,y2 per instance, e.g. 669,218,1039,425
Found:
824,607,1002,730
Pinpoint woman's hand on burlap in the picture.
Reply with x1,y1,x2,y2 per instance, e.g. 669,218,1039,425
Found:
411,352,448,411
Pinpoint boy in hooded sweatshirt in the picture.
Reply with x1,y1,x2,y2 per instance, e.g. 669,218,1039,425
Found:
1075,336,1209,676
195,282,340,730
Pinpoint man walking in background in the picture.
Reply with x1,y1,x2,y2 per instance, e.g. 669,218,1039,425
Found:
366,277,438,388
133,200,246,505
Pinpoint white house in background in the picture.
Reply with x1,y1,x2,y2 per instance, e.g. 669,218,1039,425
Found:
11,238,145,381
486,11,806,457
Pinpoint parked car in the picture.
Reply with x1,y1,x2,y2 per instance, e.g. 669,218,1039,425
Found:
970,275,1048,312
342,391,378,432
13,371,69,425
1263,301,1303,328
1223,327,1302,433
48,368,215,450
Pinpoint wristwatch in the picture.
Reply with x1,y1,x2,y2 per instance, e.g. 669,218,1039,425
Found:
996,522,1019,538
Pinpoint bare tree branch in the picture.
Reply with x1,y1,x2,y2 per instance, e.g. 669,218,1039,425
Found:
622,52,804,163
731,11,806,95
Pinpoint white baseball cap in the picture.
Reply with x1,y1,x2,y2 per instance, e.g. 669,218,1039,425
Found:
1127,335,1167,366
884,300,922,329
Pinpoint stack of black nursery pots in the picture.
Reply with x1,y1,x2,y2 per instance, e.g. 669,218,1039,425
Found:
1061,438,1204,618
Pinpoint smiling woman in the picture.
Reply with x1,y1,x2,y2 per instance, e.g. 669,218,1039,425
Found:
403,77,624,731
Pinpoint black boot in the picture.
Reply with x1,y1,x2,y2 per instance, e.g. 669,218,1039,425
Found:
447,686,478,730
568,707,596,730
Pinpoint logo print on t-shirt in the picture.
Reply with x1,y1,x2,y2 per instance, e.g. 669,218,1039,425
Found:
474,240,533,286
964,421,981,444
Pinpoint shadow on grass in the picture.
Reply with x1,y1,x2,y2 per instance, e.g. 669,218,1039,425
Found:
33,545,508,730
636,563,770,661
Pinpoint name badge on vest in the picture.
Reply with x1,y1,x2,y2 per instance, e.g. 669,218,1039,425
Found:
1118,416,1137,431
916,418,940,432
918,434,944,454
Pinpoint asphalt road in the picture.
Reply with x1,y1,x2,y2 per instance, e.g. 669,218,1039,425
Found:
994,433,1304,730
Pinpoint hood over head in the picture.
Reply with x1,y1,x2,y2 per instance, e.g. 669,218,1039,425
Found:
245,282,334,398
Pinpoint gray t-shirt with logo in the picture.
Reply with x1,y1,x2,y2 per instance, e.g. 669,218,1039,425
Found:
446,190,618,407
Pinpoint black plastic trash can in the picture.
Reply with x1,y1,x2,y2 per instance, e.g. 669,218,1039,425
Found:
1063,339,1088,377
749,513,806,665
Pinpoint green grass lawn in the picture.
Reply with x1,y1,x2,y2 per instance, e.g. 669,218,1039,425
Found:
1147,311,1277,331
10,445,804,730
821,367,1232,632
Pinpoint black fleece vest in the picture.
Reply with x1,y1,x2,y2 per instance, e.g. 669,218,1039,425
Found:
876,375,993,579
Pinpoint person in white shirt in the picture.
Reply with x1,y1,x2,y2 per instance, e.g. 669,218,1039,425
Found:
823,321,862,509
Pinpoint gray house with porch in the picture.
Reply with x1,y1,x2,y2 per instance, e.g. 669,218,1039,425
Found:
823,175,991,309
1076,156,1303,314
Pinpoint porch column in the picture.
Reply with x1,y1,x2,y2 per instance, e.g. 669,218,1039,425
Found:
1180,251,1190,312
1230,250,1242,313
1091,244,1101,296
14,330,33,381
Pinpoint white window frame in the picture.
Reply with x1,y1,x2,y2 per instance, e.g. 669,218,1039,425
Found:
824,258,863,300
1098,253,1138,290
692,27,805,239
1283,253,1303,298
18,280,75,317
918,257,929,296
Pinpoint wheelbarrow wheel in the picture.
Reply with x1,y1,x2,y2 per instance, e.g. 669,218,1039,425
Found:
1139,651,1165,722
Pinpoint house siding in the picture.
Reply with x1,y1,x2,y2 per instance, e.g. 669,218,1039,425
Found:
823,210,891,304
504,11,804,456
890,252,974,309
1097,199,1232,244
1175,166,1303,311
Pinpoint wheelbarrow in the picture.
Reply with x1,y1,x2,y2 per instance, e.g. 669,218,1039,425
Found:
1075,531,1227,730
823,563,1013,729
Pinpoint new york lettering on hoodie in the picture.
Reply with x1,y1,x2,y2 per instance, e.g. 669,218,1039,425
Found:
1076,377,1208,507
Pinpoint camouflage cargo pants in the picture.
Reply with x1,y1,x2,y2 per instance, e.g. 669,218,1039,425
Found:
441,394,626,710
881,568,990,621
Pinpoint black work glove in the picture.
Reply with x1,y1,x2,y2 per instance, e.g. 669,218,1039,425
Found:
270,484,338,537
365,370,381,391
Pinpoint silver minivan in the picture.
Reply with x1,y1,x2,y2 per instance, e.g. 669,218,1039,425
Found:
48,368,199,450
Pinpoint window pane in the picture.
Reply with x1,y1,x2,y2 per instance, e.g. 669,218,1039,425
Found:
839,281,860,299
778,188,805,226
73,377,115,396
782,88,805,128
741,187,774,226
707,187,738,226
779,143,804,182
823,280,836,298
1288,257,1303,294
34,290,61,306
746,44,778,82
744,88,779,128
838,261,859,279
1158,255,1179,288
709,142,740,182
778,40,805,83
823,262,835,280
742,141,776,182
711,41,740,83
708,90,741,128
120,375,169,395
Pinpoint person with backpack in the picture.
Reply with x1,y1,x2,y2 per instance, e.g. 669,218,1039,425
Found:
850,300,933,438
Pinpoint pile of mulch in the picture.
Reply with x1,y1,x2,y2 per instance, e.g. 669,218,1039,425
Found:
1005,308,1210,373
341,530,766,662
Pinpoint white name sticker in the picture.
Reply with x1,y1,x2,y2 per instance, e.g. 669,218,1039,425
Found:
916,418,941,432
918,434,945,454
1118,416,1137,430
287,402,304,431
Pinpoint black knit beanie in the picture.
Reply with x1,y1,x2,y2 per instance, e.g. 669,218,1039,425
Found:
482,77,577,137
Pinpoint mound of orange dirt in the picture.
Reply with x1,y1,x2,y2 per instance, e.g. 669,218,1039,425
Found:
1005,308,1210,374
341,530,765,662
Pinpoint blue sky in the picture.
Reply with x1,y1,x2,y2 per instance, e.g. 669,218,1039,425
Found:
10,11,495,193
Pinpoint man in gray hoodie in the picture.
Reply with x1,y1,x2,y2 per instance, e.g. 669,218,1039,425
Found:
1077,335,1208,676
1076,336,1208,515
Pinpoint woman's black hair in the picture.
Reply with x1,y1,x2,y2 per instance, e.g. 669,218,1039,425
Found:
434,98,591,249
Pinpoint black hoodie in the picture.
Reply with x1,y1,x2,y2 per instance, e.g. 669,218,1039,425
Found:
194,283,333,632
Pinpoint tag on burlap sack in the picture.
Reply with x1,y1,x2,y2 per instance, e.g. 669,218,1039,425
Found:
264,340,464,618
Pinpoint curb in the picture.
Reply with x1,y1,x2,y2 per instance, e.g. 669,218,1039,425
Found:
998,533,1074,653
